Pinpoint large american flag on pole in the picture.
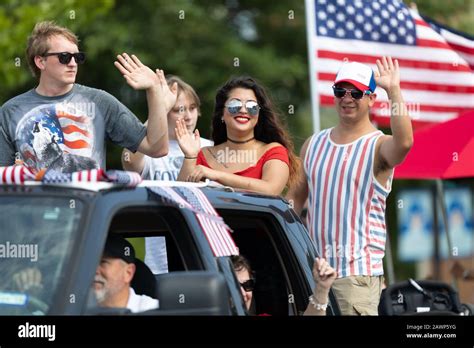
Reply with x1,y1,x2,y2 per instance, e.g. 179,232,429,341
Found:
310,0,474,128
149,186,238,257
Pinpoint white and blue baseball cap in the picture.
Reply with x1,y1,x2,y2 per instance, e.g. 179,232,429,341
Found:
334,61,376,93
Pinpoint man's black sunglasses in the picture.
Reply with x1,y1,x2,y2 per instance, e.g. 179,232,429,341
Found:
240,278,256,292
43,52,86,65
332,85,371,100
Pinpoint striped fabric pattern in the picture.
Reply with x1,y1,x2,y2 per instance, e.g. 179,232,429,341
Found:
40,168,141,186
0,165,35,184
41,168,105,183
149,186,238,257
304,128,391,277
104,170,142,187
0,166,141,187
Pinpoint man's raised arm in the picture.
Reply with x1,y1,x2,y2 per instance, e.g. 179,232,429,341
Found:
114,53,177,158
375,56,413,168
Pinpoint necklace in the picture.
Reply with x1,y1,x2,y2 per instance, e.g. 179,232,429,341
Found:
227,137,255,144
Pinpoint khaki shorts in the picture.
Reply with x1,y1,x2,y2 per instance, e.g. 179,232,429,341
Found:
331,275,384,315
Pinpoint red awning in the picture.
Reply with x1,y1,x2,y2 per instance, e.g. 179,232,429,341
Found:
395,112,474,179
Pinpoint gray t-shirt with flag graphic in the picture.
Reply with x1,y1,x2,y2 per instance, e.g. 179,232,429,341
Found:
0,84,146,173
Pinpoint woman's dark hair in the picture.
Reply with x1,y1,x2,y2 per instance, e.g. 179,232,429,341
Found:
231,255,253,275
211,76,301,186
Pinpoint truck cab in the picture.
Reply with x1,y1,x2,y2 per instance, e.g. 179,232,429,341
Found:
0,181,340,316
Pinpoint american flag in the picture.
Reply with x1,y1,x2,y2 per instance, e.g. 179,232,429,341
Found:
310,0,474,128
41,168,105,184
0,166,35,184
41,168,141,186
149,186,238,257
104,170,142,187
425,15,474,71
41,169,73,184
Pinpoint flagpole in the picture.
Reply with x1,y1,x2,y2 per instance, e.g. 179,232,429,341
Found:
305,0,321,134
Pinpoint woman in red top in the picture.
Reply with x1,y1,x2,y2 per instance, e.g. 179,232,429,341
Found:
176,76,300,195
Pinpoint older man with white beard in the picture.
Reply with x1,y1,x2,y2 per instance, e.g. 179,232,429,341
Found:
93,235,158,313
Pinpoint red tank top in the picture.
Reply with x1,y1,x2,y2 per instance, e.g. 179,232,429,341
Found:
196,145,289,179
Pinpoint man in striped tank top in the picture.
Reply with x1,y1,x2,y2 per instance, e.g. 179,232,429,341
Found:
288,57,413,315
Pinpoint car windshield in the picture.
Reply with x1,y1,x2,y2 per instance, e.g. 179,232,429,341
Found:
0,196,83,315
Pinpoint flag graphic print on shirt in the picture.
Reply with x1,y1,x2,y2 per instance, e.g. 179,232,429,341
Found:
56,104,93,158
15,103,97,173
310,0,474,128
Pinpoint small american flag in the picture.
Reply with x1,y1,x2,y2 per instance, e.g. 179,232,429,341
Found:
149,186,238,257
149,186,193,209
41,168,141,186
104,170,142,187
41,169,72,183
0,166,35,184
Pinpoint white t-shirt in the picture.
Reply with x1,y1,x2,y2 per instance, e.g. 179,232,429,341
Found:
142,137,213,275
141,138,213,181
127,287,159,313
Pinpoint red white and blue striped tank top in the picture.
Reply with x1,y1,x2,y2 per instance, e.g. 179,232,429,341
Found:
304,128,392,278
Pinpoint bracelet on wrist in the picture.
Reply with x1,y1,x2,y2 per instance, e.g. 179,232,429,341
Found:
309,295,328,311
184,156,197,160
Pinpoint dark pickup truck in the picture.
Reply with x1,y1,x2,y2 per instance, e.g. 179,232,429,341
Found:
0,181,340,316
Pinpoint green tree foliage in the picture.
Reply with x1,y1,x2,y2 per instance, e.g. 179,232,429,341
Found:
0,0,114,100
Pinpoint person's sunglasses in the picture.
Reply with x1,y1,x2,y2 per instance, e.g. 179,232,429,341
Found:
240,278,256,292
43,52,86,65
226,99,260,116
332,85,370,100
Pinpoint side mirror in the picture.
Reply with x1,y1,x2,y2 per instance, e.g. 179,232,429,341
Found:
151,271,232,315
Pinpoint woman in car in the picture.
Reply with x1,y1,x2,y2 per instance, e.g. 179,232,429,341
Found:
231,255,337,315
176,76,300,195
303,257,338,315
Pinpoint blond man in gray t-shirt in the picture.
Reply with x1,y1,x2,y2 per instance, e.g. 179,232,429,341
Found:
0,21,176,173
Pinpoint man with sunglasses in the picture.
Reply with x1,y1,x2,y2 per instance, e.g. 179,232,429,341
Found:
0,21,175,173
288,57,413,315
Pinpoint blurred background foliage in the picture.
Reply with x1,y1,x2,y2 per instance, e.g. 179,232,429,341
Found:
0,0,473,282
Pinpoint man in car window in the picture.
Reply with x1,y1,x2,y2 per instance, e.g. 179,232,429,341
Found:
94,235,158,313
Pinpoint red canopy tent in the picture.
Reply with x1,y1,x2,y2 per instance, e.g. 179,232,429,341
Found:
395,112,474,180
394,111,474,284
